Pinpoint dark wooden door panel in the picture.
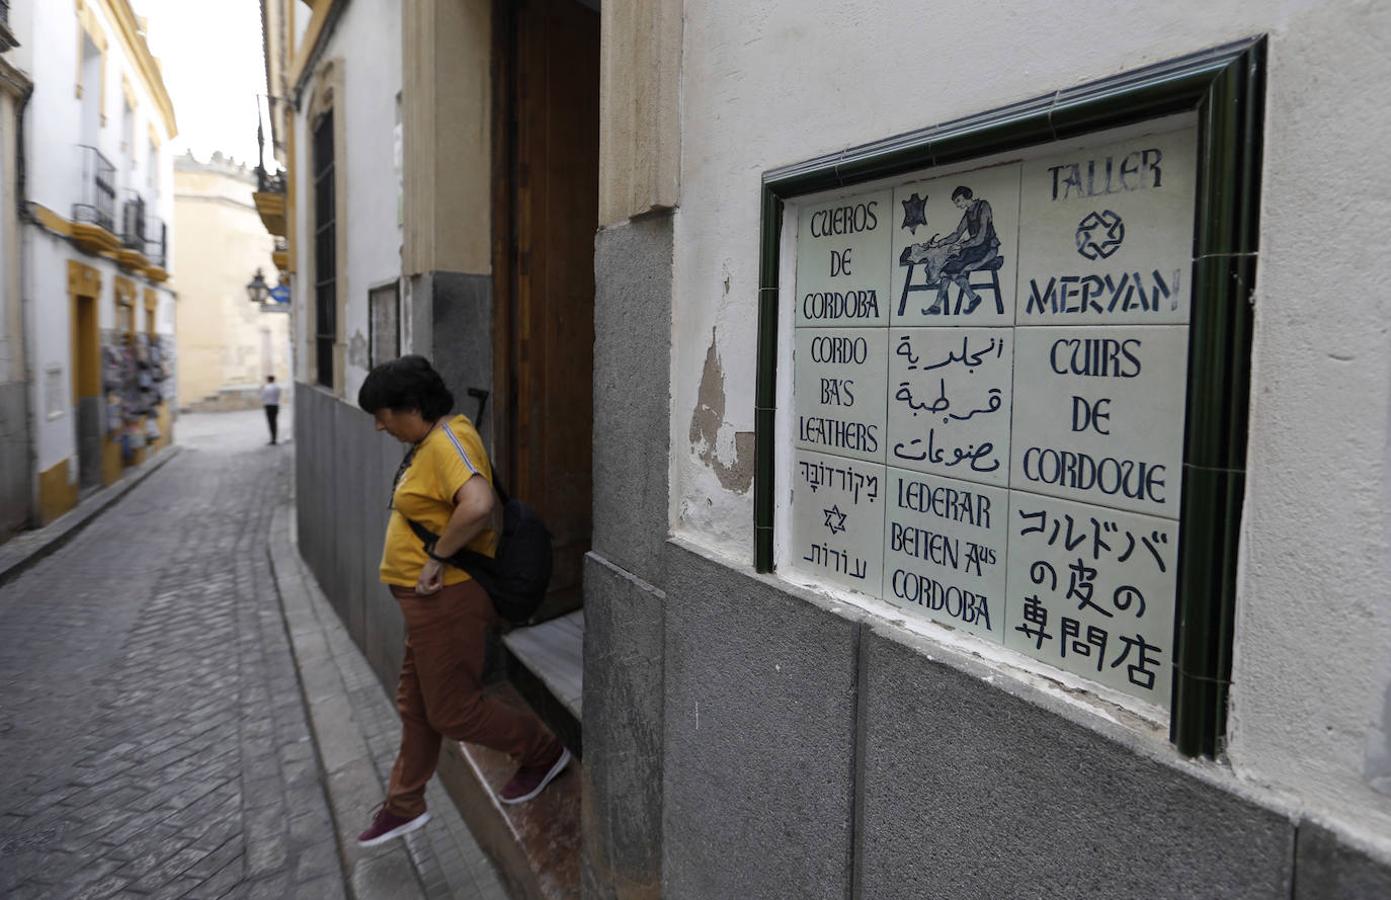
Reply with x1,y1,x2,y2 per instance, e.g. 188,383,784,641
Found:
509,0,599,613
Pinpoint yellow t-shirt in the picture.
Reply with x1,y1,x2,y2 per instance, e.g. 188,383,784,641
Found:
379,415,498,587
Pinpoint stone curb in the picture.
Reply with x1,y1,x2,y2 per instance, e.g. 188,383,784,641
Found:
0,444,182,588
266,502,430,900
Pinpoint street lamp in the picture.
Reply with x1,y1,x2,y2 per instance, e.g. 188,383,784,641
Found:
245,268,271,305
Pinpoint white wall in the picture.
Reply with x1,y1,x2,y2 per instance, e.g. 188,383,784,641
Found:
25,1,172,220
670,0,1391,850
290,0,403,400
20,0,177,478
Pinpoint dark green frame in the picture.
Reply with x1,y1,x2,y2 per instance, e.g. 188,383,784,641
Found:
753,38,1266,758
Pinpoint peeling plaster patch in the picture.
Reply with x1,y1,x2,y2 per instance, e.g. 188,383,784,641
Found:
689,328,754,493
348,330,369,369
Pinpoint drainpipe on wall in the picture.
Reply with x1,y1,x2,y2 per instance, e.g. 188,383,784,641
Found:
14,81,35,528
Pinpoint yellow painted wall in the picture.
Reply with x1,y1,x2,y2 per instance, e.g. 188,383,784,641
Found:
174,158,290,409
37,459,78,526
102,436,122,486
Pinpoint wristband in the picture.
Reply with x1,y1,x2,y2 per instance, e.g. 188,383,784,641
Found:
425,542,450,563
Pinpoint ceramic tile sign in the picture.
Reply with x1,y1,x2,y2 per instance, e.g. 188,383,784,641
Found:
1016,127,1198,326
884,468,1009,642
794,327,889,465
1004,491,1178,708
795,190,893,328
888,327,1013,488
1010,326,1187,519
792,449,886,596
890,163,1021,327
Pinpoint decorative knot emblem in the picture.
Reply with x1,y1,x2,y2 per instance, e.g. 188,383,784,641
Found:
1075,210,1126,260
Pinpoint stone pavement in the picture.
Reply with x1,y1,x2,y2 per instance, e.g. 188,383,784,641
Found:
0,409,503,899
269,505,508,900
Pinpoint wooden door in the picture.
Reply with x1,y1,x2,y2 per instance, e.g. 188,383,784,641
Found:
495,0,600,617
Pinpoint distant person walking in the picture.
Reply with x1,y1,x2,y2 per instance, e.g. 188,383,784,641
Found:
354,355,570,849
261,375,281,444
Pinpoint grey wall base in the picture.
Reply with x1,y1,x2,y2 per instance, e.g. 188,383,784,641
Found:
294,382,405,692
581,553,665,900
650,537,1391,899
0,381,30,535
583,212,674,900
412,270,495,446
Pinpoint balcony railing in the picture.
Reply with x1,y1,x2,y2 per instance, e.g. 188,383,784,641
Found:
117,190,168,269
145,218,168,269
120,191,146,250
73,145,117,234
256,165,286,195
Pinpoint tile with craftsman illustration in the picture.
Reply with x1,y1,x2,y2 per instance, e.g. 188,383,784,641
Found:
1009,325,1187,519
1003,490,1178,709
792,448,886,597
795,189,894,328
883,468,1010,642
887,327,1013,488
1015,125,1198,326
889,163,1021,327
794,327,889,465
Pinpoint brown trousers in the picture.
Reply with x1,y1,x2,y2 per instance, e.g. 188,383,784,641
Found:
386,579,557,817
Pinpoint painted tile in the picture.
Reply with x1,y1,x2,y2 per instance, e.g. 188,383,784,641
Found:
791,449,886,597
1009,325,1186,519
1003,491,1178,709
794,327,889,465
795,189,893,328
1016,126,1198,326
883,469,1009,642
887,327,1012,488
889,163,1021,327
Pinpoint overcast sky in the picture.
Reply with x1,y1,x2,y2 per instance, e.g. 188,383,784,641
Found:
133,0,269,167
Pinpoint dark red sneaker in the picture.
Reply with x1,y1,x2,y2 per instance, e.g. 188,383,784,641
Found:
500,745,572,805
357,804,431,847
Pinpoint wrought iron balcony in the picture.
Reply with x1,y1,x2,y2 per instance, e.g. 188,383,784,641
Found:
255,165,286,195
120,191,147,251
144,218,168,269
74,145,117,234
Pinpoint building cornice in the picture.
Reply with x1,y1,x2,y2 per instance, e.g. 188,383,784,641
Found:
0,55,34,97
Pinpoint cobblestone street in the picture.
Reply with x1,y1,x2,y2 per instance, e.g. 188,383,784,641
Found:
0,410,345,899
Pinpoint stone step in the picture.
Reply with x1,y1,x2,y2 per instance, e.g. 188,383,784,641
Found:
436,681,582,900
502,610,583,756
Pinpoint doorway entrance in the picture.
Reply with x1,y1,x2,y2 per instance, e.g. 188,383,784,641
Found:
493,0,600,619
71,293,102,490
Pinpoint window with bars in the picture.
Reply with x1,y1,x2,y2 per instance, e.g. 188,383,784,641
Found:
312,111,336,389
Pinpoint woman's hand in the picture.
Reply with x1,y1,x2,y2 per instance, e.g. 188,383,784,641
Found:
416,558,444,595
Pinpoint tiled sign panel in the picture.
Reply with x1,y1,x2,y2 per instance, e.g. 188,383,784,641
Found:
789,123,1196,709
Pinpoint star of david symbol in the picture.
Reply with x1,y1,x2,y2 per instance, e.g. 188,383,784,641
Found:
1075,209,1126,260
901,192,928,234
823,504,848,536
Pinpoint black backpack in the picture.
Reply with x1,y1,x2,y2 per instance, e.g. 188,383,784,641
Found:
404,476,553,625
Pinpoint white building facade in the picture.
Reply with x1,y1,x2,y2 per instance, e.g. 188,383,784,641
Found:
4,0,177,527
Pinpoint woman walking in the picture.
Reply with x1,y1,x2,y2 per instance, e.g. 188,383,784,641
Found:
355,355,570,848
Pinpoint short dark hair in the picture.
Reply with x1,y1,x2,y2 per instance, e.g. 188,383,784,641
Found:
951,186,973,201
267,375,275,382
357,355,454,420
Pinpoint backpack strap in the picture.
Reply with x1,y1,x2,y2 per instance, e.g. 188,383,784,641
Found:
404,516,497,574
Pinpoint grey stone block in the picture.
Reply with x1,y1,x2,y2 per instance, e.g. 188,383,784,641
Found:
1295,820,1391,899
0,381,29,534
859,624,1295,899
592,215,673,587
424,271,494,444
581,552,665,900
661,540,861,900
